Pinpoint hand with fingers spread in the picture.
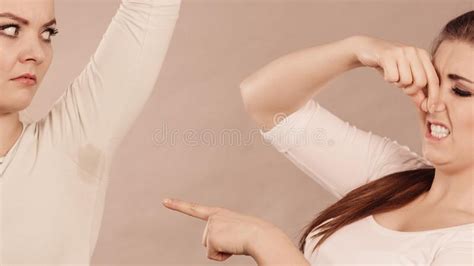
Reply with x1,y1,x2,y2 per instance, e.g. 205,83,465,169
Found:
354,35,445,114
162,198,310,265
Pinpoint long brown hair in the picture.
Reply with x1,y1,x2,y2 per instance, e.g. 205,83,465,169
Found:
299,10,474,253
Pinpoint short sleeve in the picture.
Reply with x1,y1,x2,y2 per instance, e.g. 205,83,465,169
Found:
261,99,433,199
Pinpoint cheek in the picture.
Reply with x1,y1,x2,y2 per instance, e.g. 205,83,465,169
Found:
467,109,474,144
38,47,53,81
0,41,17,77
452,103,474,146
458,106,474,132
417,111,428,133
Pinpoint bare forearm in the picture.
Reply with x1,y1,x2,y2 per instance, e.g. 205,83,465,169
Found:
240,35,365,129
255,246,310,266
251,227,310,266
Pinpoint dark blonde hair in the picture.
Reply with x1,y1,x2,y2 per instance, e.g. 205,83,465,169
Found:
299,9,474,253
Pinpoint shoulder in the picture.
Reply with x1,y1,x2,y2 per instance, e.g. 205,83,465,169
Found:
436,227,474,253
369,138,434,181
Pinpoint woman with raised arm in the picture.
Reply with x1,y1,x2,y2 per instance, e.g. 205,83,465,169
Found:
164,10,473,265
0,0,181,264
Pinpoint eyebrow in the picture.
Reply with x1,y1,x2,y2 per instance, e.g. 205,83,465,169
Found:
448,74,473,84
433,60,473,84
0,12,56,28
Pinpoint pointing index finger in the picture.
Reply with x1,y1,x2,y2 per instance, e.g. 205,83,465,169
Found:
162,198,217,221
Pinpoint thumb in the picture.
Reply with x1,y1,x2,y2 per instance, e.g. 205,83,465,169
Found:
207,245,233,262
412,90,429,113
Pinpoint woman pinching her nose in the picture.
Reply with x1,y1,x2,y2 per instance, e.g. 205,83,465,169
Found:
163,36,450,265
164,10,473,266
355,36,445,114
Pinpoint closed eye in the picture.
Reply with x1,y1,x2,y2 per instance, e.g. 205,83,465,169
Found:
452,87,472,97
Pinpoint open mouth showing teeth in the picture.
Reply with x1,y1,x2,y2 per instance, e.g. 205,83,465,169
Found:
428,122,451,139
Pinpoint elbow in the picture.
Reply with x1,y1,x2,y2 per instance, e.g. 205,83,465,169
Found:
239,76,258,115
240,73,274,128
239,78,268,127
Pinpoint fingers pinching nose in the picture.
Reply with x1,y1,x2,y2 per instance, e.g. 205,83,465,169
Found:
423,99,445,113
421,99,429,113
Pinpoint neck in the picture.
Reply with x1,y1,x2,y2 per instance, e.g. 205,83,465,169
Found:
423,165,474,214
0,112,22,157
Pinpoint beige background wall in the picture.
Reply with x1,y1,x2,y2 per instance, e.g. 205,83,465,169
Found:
23,0,471,264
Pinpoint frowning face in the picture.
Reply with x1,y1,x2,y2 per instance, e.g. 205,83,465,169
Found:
419,40,474,174
0,0,57,114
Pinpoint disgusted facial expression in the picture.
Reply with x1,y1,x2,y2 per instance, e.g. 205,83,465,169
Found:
420,40,474,174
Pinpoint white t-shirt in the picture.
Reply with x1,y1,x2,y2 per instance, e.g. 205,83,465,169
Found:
0,0,181,264
0,123,25,170
261,100,474,265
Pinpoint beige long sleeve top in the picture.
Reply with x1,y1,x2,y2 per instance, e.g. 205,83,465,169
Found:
261,100,474,265
0,0,181,264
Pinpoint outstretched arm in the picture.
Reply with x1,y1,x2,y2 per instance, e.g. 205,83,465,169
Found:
162,198,311,266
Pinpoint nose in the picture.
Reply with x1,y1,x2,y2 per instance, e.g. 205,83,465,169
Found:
433,85,451,113
18,37,46,65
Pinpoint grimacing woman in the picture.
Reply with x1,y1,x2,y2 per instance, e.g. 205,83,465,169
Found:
164,10,474,265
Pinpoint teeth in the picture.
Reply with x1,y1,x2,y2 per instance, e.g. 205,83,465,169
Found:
430,124,450,139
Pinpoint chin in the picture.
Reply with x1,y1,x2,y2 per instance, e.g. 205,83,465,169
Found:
422,146,452,166
0,92,35,113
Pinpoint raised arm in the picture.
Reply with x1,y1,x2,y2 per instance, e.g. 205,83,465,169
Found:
239,35,365,130
241,36,438,198
240,35,441,131
42,0,181,160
